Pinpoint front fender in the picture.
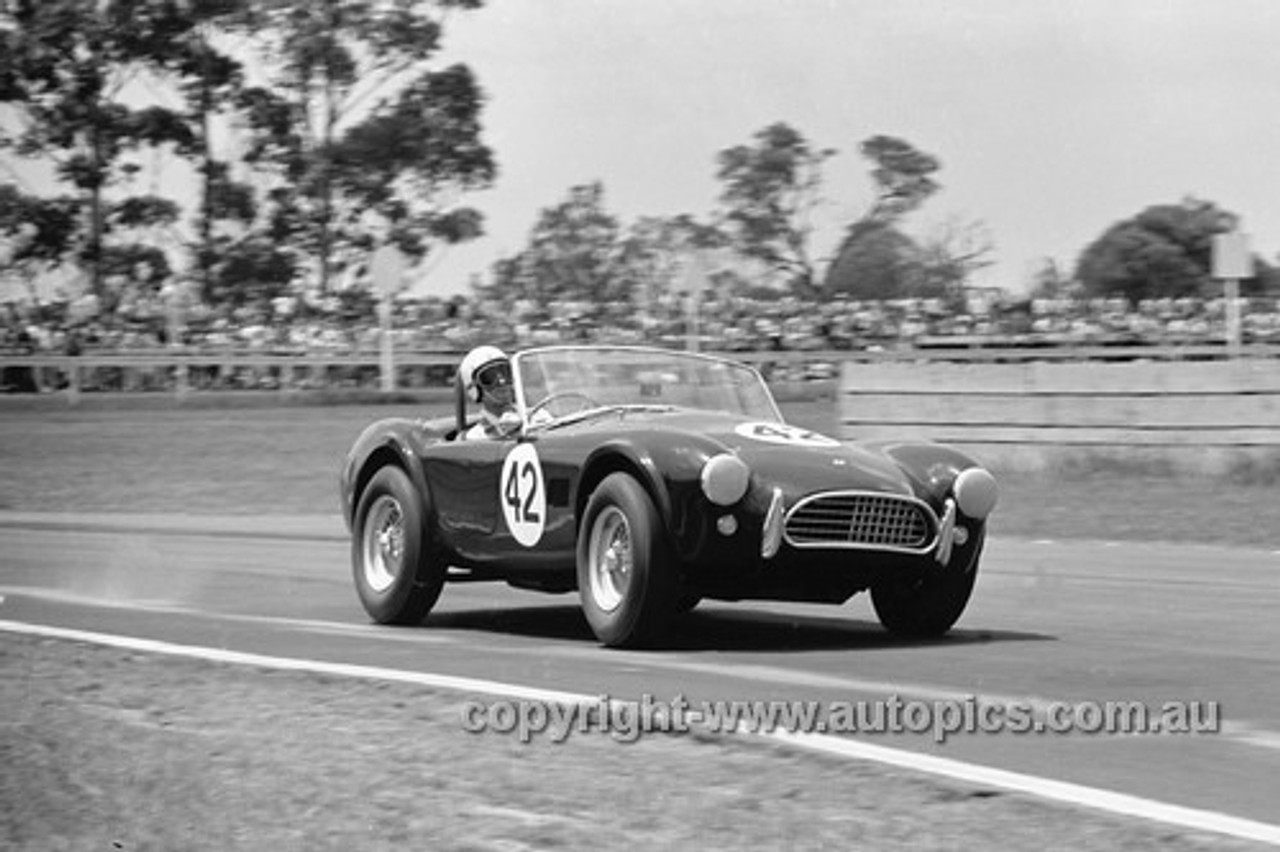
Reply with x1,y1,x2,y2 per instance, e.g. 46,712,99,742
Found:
576,431,729,558
339,418,437,530
870,440,987,509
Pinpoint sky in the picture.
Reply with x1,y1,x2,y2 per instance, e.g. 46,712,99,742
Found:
414,0,1280,297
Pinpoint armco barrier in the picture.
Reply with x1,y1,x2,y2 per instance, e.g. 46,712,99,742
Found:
838,357,1280,474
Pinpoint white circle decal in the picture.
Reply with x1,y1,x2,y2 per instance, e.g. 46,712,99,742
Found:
500,443,547,547
735,421,841,448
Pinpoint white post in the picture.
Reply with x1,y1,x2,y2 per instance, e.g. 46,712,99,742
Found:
686,291,700,353
379,290,395,392
1224,278,1241,359
1211,231,1250,360
370,244,406,393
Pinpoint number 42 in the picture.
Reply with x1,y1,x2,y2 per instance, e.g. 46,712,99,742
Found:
504,461,541,524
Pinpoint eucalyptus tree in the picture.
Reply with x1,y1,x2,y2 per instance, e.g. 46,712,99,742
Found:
234,0,495,295
714,122,835,295
822,135,991,302
488,182,620,304
0,0,213,298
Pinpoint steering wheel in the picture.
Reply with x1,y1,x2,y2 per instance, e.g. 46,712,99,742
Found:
527,391,600,421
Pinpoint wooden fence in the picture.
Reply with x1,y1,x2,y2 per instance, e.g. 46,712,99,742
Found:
838,357,1280,473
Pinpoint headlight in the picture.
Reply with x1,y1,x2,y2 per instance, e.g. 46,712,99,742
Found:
700,453,750,506
953,467,998,519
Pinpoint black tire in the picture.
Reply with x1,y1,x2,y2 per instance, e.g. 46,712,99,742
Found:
577,472,678,648
352,466,443,625
871,530,984,637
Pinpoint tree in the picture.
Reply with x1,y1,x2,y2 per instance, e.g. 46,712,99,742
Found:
1074,197,1249,303
0,0,209,297
823,135,958,300
822,219,916,300
1027,257,1080,300
488,182,620,303
237,0,494,295
910,215,994,305
0,184,80,267
611,214,729,307
714,122,834,294
170,1,261,297
858,134,940,224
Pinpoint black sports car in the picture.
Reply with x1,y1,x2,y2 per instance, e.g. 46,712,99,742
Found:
340,345,998,647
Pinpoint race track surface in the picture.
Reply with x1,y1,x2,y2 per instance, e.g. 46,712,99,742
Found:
2,512,1278,834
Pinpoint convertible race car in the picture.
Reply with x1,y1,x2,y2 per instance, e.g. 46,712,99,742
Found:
339,345,998,647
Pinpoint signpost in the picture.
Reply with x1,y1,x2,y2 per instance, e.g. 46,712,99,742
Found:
678,247,729,353
370,244,407,392
1211,231,1250,359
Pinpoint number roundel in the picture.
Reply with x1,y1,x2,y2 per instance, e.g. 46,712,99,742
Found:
734,421,841,448
501,443,546,547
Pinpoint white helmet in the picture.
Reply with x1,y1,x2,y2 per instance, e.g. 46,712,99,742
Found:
459,345,509,403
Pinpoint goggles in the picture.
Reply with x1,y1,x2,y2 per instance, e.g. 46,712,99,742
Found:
476,362,512,391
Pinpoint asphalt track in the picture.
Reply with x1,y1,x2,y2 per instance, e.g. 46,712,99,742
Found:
2,511,1278,841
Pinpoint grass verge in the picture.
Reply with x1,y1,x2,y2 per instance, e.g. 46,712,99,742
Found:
1,397,1276,547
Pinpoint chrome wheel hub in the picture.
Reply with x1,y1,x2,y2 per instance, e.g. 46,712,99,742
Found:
363,495,405,593
588,506,632,613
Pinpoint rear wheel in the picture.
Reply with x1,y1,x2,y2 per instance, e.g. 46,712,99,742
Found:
871,530,984,637
352,466,443,625
577,473,678,648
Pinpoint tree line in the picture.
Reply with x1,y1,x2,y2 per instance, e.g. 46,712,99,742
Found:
2,1,1275,314
1,0,492,313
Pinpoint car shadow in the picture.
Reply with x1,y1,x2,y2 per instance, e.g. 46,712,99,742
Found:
424,603,1054,652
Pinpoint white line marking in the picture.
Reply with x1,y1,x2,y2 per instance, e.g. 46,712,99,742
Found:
0,619,587,703
11,588,1275,752
0,588,457,644
765,729,1280,845
3,618,1279,847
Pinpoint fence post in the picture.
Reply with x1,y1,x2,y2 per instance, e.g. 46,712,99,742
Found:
67,358,80,405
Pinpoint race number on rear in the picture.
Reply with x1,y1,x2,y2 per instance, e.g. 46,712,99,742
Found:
501,443,546,547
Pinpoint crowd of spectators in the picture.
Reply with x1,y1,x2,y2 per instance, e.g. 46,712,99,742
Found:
3,287,1279,393
4,288,1280,356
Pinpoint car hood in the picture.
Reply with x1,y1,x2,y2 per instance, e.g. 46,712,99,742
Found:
558,407,918,498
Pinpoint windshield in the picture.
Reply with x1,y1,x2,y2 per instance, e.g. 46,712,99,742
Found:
513,346,781,423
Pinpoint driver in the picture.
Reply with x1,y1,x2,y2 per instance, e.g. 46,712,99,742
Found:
459,345,521,440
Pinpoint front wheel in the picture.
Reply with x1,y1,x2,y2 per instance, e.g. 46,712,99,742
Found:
352,466,443,625
577,473,678,648
870,530,984,637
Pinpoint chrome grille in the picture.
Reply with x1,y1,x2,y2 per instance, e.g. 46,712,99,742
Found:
784,492,935,550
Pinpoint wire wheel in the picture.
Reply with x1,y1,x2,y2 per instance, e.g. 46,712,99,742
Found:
576,472,678,648
351,465,443,625
361,494,405,593
586,505,633,613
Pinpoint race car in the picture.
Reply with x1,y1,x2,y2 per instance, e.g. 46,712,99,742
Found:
339,345,998,648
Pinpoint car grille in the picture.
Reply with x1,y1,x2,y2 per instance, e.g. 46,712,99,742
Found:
784,492,936,550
